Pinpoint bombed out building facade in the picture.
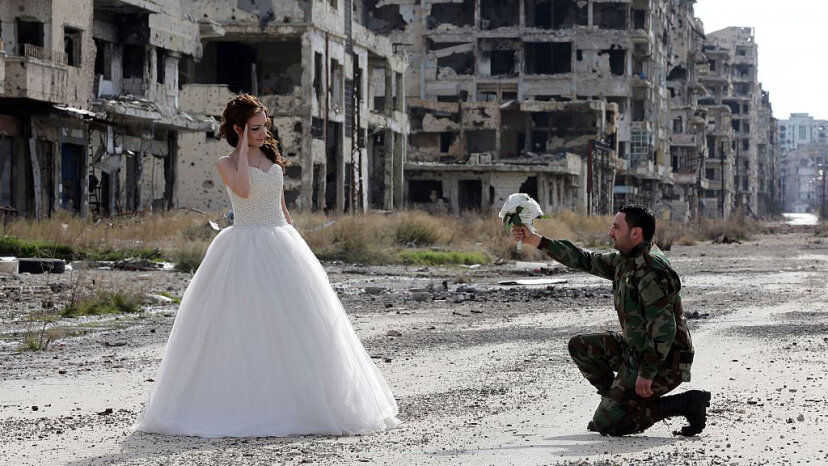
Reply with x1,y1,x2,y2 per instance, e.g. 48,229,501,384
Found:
1,0,780,220
0,0,408,219
0,0,214,220
364,0,780,218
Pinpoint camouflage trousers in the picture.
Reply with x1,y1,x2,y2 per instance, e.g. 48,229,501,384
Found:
568,331,683,436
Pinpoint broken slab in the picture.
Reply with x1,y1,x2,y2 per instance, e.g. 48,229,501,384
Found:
497,278,568,286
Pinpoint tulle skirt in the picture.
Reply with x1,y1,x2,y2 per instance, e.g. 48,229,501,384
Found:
134,224,399,437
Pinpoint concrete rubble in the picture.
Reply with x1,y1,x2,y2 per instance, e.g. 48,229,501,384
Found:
1,228,827,464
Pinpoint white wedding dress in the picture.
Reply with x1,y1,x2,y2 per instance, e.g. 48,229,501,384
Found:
135,164,399,438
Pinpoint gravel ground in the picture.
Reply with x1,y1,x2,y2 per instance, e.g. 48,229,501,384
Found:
0,228,826,465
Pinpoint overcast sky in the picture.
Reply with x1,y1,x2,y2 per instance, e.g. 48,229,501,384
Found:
694,0,826,121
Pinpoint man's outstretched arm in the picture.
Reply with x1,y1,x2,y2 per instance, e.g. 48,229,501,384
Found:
513,225,618,280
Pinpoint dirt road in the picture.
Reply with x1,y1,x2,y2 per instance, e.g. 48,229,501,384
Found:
1,230,826,465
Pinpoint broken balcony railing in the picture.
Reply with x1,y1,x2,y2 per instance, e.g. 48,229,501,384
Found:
22,44,68,66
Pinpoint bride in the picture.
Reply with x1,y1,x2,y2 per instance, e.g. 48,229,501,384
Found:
135,94,399,438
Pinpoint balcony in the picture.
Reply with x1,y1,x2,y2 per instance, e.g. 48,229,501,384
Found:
3,45,69,103
670,133,700,147
673,172,697,185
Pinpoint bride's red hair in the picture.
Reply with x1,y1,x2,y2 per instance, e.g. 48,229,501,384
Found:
219,94,288,168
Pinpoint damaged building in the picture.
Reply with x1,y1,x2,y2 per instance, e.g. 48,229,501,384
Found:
0,0,409,219
362,0,779,219
0,0,97,219
780,141,827,214
361,0,688,215
699,27,780,218
0,0,214,219
778,113,826,212
174,0,409,213
1,1,782,221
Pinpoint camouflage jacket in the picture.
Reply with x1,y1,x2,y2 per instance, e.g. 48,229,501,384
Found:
539,238,694,380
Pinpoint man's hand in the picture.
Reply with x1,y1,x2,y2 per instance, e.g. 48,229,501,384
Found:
511,225,541,248
635,375,653,398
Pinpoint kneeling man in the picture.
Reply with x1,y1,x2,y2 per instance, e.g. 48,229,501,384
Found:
513,204,710,436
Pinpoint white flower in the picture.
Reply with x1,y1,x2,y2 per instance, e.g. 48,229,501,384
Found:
498,193,544,228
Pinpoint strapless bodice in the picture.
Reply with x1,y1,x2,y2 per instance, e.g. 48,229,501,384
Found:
226,165,288,228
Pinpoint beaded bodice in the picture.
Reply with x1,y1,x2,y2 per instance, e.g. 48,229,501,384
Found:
227,165,288,228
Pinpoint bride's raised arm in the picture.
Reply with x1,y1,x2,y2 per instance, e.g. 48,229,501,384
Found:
216,124,251,198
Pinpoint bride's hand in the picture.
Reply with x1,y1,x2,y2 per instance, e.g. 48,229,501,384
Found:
235,123,249,156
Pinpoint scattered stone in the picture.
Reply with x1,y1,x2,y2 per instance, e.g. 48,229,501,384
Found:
49,283,67,293
31,406,38,411
410,291,431,302
143,293,174,305
102,341,127,347
687,310,710,319
456,284,479,294
58,370,66,375
364,286,385,295
713,235,741,245
97,408,113,416
797,414,805,422
114,258,161,271
386,330,402,337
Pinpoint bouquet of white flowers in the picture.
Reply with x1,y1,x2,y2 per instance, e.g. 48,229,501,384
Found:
498,193,545,252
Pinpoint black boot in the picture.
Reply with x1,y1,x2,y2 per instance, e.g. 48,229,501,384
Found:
586,421,607,436
658,390,712,436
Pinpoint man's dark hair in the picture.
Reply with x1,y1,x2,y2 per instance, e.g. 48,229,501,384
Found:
618,204,656,241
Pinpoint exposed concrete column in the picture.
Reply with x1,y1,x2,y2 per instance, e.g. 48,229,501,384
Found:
300,33,315,211
384,65,393,116
494,107,502,157
587,0,594,27
518,0,525,28
136,151,144,211
444,176,459,215
28,138,42,220
52,141,61,214
144,45,156,100
393,131,404,208
336,128,345,214
383,129,394,209
167,51,181,108
0,22,12,52
80,144,89,218
551,177,558,210
538,174,549,211
482,173,492,210
44,21,53,54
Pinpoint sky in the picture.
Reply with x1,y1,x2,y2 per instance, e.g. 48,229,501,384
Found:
693,0,826,121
